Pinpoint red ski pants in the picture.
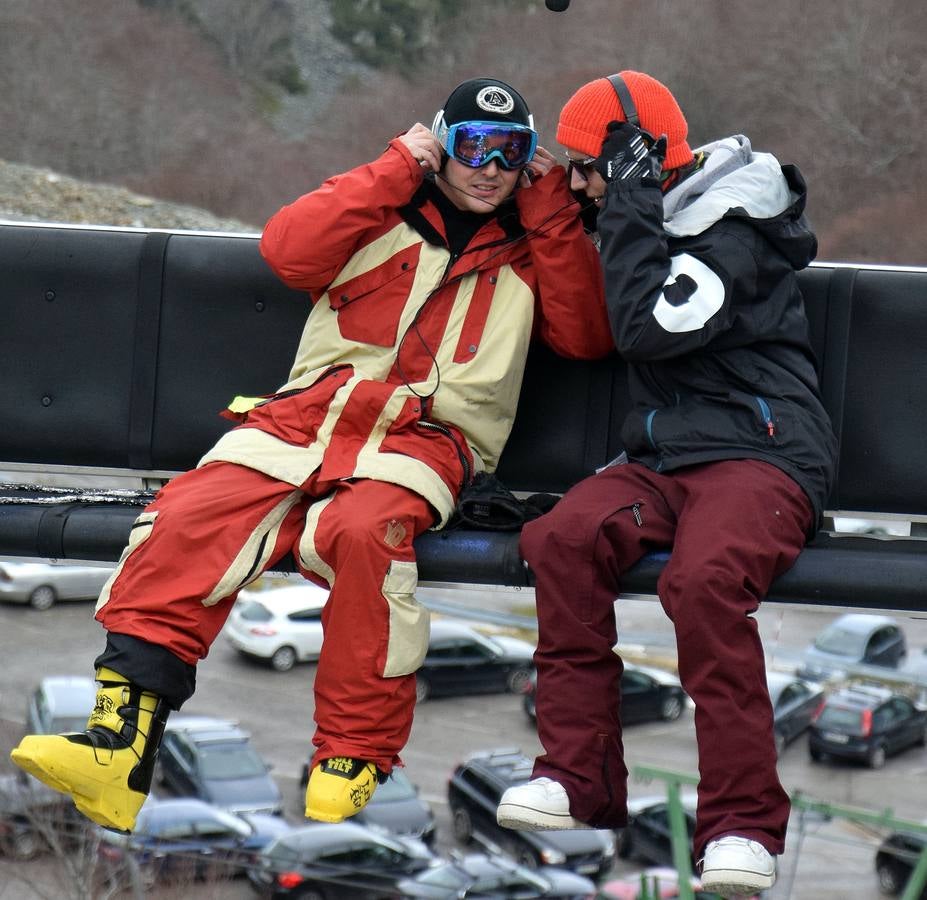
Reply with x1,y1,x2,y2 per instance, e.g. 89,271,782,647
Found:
96,461,435,771
521,459,812,858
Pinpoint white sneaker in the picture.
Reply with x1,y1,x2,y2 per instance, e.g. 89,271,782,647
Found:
496,777,591,831
700,835,776,897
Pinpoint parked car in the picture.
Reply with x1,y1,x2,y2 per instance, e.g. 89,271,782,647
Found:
523,664,688,726
767,670,825,755
808,684,927,768
875,828,927,897
157,715,283,815
0,771,83,860
796,613,907,681
597,865,759,899
447,748,615,880
396,850,598,899
415,620,535,702
0,560,114,610
298,761,436,847
246,820,438,899
96,796,293,889
26,674,96,734
223,583,328,672
615,794,699,871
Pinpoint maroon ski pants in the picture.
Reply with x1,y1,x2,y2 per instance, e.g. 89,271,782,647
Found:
521,459,812,858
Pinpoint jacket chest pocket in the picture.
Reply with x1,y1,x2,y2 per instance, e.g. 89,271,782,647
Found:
328,244,421,346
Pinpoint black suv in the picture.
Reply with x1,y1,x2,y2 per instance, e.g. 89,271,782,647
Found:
446,748,615,881
808,684,927,768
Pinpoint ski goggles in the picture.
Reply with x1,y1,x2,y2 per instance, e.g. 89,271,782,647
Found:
565,153,598,185
442,120,538,170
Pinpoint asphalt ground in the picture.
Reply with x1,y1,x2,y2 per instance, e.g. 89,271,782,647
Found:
1,586,926,898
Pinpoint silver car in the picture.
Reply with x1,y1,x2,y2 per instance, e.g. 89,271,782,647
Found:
796,613,907,681
0,560,114,611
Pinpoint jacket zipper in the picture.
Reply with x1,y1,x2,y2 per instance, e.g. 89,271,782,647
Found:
755,396,776,437
415,418,472,490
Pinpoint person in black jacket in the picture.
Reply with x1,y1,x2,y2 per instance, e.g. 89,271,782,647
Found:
495,70,837,899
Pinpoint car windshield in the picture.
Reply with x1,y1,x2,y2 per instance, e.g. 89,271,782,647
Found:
235,599,273,622
411,863,468,888
813,625,867,656
376,769,416,801
53,716,91,732
198,742,267,779
265,834,305,864
144,806,249,839
817,705,864,734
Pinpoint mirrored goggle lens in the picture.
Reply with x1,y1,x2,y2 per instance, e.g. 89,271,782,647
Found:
446,122,538,170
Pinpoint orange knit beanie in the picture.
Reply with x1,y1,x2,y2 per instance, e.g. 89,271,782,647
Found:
557,71,694,171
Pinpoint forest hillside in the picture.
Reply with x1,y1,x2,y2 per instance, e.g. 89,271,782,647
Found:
1,0,924,264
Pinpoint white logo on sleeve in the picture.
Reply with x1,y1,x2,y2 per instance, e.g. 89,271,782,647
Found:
653,254,725,333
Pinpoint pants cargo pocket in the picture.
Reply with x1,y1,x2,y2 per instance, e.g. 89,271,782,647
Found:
380,559,430,678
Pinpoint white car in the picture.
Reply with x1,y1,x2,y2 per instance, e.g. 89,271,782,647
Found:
223,584,328,672
0,560,114,611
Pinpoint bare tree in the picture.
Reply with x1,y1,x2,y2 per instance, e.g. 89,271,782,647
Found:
0,0,924,263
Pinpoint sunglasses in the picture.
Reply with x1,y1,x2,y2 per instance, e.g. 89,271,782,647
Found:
565,153,598,185
444,121,538,171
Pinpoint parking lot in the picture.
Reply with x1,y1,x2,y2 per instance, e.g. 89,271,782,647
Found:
1,583,926,898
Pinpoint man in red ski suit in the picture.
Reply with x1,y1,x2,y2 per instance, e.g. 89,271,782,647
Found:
12,77,612,831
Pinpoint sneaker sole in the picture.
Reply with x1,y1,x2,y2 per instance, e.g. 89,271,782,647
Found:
701,869,776,896
496,801,591,831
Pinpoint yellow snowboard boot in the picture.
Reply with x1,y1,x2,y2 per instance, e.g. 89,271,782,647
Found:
305,756,382,823
10,667,169,832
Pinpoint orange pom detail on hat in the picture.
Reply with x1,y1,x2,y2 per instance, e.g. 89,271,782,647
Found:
557,70,694,171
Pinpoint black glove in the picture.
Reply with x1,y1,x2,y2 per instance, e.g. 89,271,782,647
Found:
452,473,560,531
593,121,667,183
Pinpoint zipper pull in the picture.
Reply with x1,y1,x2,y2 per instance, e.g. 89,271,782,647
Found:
632,503,643,527
767,421,775,437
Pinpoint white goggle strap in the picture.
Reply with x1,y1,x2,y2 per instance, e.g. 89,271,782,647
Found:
431,110,449,148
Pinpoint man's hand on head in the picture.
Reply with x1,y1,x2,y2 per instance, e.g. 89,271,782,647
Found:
520,145,556,188
399,122,444,173
593,121,667,183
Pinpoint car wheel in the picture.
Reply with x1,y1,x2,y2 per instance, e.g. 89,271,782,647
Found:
8,827,41,860
28,584,57,611
868,743,887,769
774,730,787,757
451,804,473,843
514,844,539,869
293,889,327,900
876,859,905,895
523,696,536,721
616,828,634,860
415,675,431,703
507,667,533,695
809,745,826,762
661,693,684,721
270,645,297,672
139,859,162,890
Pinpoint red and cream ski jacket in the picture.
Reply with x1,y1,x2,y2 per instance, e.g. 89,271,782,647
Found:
200,138,612,526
